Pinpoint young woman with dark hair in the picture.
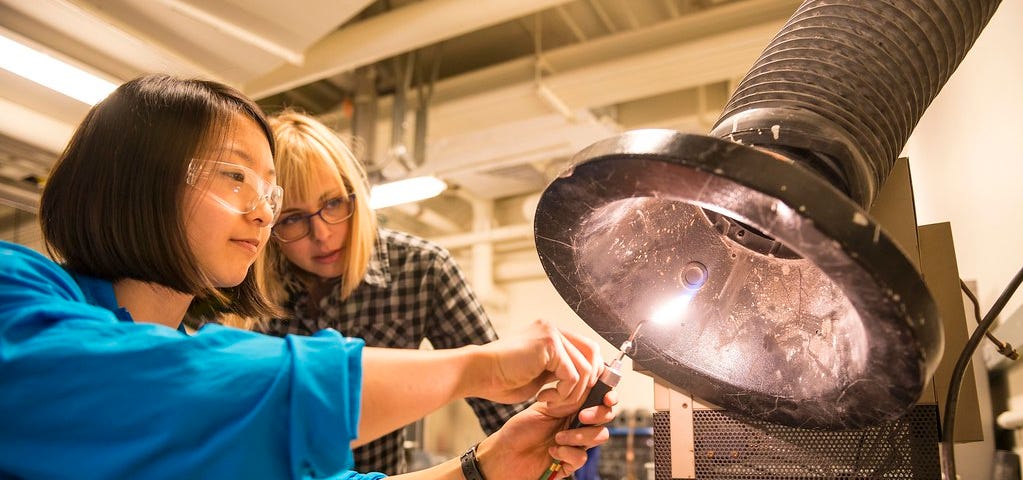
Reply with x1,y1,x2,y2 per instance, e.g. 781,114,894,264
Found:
0,74,613,480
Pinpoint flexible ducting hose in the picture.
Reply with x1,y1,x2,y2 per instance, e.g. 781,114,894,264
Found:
711,0,1002,208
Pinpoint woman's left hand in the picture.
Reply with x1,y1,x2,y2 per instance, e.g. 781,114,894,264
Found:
474,389,618,479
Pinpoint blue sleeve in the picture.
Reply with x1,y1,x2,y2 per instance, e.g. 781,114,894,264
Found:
0,242,386,480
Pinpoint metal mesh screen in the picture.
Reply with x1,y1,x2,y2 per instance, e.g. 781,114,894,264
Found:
653,405,940,479
653,411,673,480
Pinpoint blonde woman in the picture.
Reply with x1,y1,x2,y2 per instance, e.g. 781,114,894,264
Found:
259,110,531,474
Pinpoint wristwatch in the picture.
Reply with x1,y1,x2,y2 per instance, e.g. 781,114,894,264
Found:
460,442,486,480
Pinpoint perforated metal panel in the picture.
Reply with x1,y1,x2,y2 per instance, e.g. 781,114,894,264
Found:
653,405,940,479
653,411,673,480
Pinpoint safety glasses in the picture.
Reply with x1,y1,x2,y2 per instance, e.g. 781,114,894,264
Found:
186,159,284,226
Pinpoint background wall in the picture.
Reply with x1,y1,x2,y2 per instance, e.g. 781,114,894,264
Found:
901,2,1023,476
904,0,1023,319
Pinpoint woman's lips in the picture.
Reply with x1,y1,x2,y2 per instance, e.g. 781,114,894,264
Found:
231,239,259,254
313,249,342,264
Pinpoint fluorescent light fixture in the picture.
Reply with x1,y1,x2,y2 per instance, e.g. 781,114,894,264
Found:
0,33,117,105
369,176,447,210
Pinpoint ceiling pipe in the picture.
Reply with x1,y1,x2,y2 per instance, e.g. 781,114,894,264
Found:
372,4,793,140
433,224,533,251
389,203,462,234
245,0,577,99
412,52,439,167
389,53,416,172
0,0,797,201
494,258,548,283
427,23,782,139
351,66,379,172
315,1,796,154
461,194,507,310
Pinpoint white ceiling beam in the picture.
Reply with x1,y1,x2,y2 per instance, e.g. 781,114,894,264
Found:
427,20,785,138
39,0,223,81
0,97,76,154
311,0,796,197
318,0,797,139
156,0,306,65
430,0,797,95
244,0,576,99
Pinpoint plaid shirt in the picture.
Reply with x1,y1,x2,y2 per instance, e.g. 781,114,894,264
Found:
260,227,529,475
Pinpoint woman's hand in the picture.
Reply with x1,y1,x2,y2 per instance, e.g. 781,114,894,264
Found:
357,319,602,446
388,389,617,480
466,319,602,410
475,389,618,480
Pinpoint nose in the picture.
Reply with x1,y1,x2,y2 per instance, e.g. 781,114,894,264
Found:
307,213,334,241
246,196,276,227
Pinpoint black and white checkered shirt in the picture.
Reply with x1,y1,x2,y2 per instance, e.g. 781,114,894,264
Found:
260,227,529,475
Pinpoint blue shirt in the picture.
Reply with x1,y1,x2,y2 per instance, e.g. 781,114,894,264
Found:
0,241,386,480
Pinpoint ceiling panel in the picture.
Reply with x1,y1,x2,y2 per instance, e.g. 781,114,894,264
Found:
0,0,802,232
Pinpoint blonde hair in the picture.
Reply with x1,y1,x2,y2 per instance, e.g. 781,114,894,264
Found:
260,110,378,310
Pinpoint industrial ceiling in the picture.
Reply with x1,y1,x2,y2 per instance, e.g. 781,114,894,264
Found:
0,0,801,238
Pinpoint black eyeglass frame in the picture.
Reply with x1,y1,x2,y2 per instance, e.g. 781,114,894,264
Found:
271,193,357,243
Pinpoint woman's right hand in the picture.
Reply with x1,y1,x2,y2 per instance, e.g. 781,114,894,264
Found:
465,319,602,411
357,319,602,446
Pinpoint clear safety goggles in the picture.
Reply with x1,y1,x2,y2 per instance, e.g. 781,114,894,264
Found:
186,160,283,226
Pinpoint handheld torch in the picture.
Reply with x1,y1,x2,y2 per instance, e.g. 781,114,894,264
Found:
536,322,645,480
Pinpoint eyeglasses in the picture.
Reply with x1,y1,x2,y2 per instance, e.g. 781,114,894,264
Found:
271,194,357,243
187,160,284,225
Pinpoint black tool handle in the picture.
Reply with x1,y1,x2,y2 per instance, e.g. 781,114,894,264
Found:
566,378,614,430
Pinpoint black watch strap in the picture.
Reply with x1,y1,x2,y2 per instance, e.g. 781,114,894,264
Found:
460,442,486,480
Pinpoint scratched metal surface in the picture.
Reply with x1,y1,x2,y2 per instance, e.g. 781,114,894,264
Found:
534,130,941,430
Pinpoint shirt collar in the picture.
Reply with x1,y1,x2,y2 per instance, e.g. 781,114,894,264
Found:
69,272,135,323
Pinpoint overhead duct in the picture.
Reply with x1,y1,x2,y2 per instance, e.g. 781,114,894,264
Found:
534,0,1001,431
389,53,415,172
388,49,440,173
351,66,379,172
412,48,440,167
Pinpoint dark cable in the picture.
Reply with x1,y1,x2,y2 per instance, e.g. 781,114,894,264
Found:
961,280,1020,360
941,265,1023,479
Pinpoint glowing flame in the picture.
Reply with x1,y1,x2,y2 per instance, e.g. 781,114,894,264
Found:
650,292,695,326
